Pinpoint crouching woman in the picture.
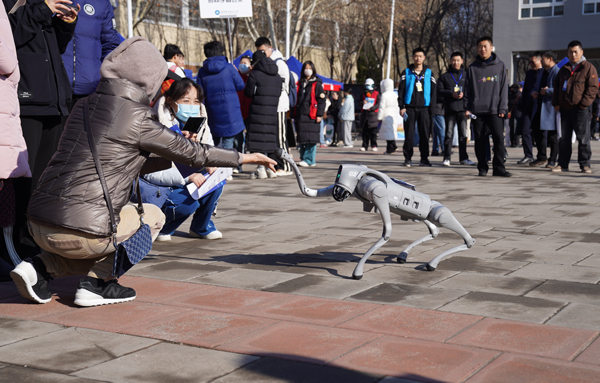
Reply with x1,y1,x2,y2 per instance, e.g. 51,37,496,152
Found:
10,38,275,307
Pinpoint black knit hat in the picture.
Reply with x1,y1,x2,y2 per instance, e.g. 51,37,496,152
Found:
252,50,266,66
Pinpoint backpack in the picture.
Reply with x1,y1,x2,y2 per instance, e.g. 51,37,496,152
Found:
275,58,297,109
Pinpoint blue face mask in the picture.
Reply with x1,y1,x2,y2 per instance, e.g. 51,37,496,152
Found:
239,64,250,74
175,103,200,122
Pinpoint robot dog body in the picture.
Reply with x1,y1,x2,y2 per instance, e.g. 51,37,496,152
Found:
277,150,475,279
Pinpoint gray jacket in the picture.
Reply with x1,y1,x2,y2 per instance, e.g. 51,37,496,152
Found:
28,78,241,236
339,95,355,121
465,53,508,115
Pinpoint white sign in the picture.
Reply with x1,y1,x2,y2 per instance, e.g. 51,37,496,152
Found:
199,0,253,19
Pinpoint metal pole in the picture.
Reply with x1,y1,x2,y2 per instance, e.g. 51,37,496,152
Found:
386,0,395,79
127,0,133,38
227,18,234,63
285,0,290,58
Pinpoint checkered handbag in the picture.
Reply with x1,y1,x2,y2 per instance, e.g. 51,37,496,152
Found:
82,97,153,278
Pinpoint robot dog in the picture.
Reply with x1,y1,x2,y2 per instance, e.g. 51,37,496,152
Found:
276,149,475,280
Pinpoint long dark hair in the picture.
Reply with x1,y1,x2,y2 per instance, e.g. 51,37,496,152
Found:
163,78,204,115
301,61,317,81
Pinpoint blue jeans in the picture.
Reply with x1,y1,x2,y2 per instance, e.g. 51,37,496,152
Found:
299,143,317,165
214,135,235,149
432,115,445,154
320,120,326,144
160,185,223,236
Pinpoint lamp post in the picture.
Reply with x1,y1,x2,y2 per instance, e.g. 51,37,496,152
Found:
386,0,395,79
127,0,133,38
285,0,291,58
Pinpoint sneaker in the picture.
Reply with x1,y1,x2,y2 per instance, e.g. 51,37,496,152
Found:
478,169,488,177
460,159,476,166
581,166,592,174
266,168,277,178
309,163,317,167
419,161,432,167
372,147,378,152
232,168,240,174
226,175,233,181
10,260,52,304
190,230,223,240
256,167,268,179
529,159,548,167
297,161,310,167
74,277,136,307
275,169,293,176
343,145,354,148
360,147,366,151
402,160,412,167
546,162,557,169
517,157,534,165
431,152,440,157
442,159,451,166
155,234,171,242
551,167,563,172
493,171,513,177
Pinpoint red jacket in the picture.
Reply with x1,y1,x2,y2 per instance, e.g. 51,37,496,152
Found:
237,72,252,120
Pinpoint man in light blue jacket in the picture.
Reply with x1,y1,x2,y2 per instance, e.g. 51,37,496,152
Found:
530,51,560,168
338,88,355,147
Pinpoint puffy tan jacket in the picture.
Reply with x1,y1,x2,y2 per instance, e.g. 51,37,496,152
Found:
28,78,242,236
552,60,599,110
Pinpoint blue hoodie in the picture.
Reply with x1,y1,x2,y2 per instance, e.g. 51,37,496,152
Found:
196,56,246,138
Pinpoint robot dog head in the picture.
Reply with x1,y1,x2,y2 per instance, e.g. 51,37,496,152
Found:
333,164,368,202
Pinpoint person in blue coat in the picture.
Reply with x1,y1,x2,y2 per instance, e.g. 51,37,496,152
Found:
61,0,120,105
196,41,246,149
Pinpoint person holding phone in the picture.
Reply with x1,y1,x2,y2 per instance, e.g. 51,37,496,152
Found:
147,78,225,241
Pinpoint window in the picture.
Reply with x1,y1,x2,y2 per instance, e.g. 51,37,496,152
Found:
520,0,564,18
583,0,600,14
188,1,204,28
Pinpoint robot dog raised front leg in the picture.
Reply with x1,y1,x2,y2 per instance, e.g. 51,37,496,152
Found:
276,149,475,279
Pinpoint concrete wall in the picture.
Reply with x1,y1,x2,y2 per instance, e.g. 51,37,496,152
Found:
493,0,600,82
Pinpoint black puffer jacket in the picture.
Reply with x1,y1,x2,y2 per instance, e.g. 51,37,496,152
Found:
5,0,75,116
295,77,326,144
243,57,282,153
438,66,467,113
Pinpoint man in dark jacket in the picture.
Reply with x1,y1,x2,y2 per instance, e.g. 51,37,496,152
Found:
438,52,473,166
61,0,121,105
244,50,282,179
10,37,276,307
360,78,380,151
398,47,437,167
196,41,245,150
507,84,522,147
552,40,599,173
517,52,543,165
465,36,510,177
5,0,78,258
328,91,342,146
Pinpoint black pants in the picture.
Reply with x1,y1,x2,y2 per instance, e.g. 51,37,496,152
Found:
472,113,506,174
403,107,430,162
14,115,66,258
531,112,558,162
444,112,469,162
509,115,519,146
331,117,340,144
386,140,398,153
559,108,592,169
362,126,378,149
521,113,533,159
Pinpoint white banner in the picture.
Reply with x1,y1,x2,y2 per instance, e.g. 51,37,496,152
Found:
199,0,253,18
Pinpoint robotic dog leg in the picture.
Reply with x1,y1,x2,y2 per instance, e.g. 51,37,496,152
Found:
352,181,392,280
424,202,475,271
397,220,439,264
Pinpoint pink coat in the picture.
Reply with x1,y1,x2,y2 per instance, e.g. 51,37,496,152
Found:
0,5,31,179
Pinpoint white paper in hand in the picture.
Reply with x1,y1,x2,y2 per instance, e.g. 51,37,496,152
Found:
186,168,233,200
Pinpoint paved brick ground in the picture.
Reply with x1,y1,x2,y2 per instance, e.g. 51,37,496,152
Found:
1,140,600,382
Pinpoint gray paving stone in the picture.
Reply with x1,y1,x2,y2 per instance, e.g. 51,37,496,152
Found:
525,280,600,306
212,357,381,383
211,253,314,271
508,263,600,283
421,255,528,275
347,283,469,310
126,261,230,281
0,366,100,383
0,318,64,347
546,303,600,331
439,291,566,323
190,268,302,289
74,342,258,383
0,327,154,373
281,259,384,278
361,265,459,287
577,254,600,268
433,272,544,296
263,275,381,299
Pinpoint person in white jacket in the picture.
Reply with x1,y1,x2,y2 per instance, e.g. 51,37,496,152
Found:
338,89,355,147
377,79,401,154
145,78,224,241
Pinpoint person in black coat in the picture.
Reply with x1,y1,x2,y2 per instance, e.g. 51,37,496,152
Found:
328,91,342,146
508,84,523,147
4,0,77,259
244,50,282,179
295,61,326,167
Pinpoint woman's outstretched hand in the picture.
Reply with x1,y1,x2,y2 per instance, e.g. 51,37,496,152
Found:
241,153,277,172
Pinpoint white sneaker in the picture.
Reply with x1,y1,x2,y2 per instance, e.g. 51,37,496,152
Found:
276,169,293,176
256,167,268,179
360,147,366,151
343,145,354,148
297,161,310,167
190,230,223,240
309,163,317,167
266,168,277,178
226,175,233,181
232,168,240,174
372,147,378,152
155,234,171,242
442,160,451,166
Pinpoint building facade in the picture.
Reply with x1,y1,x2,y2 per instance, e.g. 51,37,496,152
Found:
493,0,600,83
